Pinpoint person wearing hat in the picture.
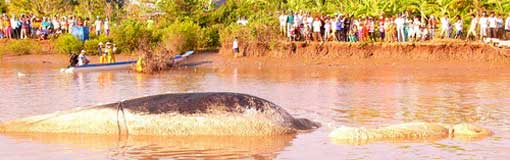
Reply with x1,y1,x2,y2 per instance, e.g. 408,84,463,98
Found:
98,42,107,63
105,42,115,63
78,50,90,66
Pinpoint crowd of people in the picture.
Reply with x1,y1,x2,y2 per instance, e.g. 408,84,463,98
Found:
278,11,510,43
0,13,110,40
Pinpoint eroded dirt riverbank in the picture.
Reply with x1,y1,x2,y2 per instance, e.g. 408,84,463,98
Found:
220,41,510,65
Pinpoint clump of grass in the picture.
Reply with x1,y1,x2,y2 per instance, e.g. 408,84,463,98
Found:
54,34,82,54
135,37,179,73
0,40,42,56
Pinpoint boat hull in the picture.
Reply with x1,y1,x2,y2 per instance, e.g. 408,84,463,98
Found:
61,61,136,73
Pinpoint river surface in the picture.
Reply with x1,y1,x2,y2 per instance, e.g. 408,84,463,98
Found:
1,59,510,160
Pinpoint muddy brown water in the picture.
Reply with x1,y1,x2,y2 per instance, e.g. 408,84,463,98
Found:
1,56,510,159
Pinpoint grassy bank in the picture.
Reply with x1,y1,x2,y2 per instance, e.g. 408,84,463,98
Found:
0,40,51,56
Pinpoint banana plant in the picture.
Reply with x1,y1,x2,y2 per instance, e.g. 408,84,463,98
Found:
407,0,439,20
487,0,510,14
434,0,456,17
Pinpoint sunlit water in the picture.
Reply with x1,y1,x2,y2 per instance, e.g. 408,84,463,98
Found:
1,61,510,160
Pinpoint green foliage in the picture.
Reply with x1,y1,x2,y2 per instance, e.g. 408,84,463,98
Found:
83,35,112,56
198,24,221,49
160,20,202,53
157,0,210,21
0,40,42,55
54,34,82,54
261,0,510,19
7,0,124,18
220,19,280,44
0,0,7,13
6,0,510,56
111,19,154,52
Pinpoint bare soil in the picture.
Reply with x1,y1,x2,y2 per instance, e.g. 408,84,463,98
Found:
219,40,510,65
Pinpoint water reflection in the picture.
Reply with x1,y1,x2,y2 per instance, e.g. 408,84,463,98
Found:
2,62,510,159
3,133,294,159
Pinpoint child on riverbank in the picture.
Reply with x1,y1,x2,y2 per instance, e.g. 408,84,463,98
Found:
348,25,358,42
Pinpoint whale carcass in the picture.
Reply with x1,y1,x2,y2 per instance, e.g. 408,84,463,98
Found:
0,92,320,136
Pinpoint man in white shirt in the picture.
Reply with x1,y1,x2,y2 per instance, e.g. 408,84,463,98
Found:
466,15,478,40
52,16,60,31
488,12,497,38
413,17,421,41
294,12,303,27
306,14,313,29
368,17,375,42
233,37,239,58
395,14,405,42
68,16,75,33
331,16,337,41
440,15,450,38
324,19,331,42
94,16,101,36
279,12,288,36
312,17,322,41
479,12,488,40
77,50,90,66
505,15,510,40
496,15,504,39
104,18,110,36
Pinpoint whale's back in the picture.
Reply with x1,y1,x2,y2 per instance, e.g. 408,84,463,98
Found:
114,92,282,115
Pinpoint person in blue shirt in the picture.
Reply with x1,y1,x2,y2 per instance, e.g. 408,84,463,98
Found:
335,15,344,41
287,11,294,37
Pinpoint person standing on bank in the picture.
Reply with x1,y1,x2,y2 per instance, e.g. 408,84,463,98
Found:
233,37,240,58
94,16,101,36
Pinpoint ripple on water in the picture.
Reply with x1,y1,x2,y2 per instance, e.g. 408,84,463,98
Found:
1,64,510,159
